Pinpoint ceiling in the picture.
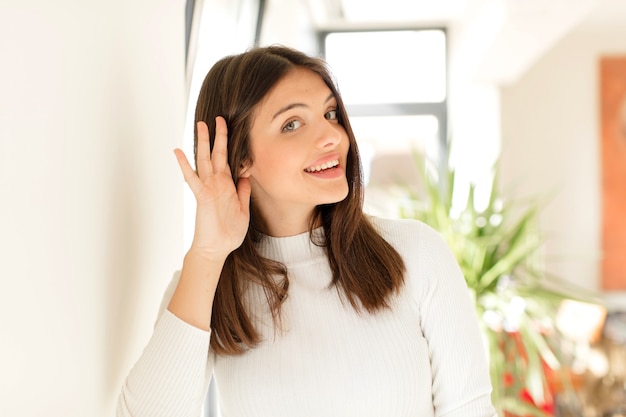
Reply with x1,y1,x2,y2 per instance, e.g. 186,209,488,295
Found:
308,0,626,85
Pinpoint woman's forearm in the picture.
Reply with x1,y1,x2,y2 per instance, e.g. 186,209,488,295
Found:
167,248,225,331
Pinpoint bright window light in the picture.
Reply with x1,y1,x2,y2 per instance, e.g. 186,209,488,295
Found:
325,30,446,104
351,114,439,186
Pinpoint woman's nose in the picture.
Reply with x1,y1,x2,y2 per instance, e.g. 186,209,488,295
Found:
316,120,342,149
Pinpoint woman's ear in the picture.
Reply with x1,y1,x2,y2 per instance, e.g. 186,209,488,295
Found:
239,159,252,178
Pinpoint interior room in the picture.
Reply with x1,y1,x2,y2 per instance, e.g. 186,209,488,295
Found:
1,0,625,416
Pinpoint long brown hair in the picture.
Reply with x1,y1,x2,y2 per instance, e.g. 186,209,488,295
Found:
194,45,405,355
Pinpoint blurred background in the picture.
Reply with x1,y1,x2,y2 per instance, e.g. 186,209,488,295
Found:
1,0,625,416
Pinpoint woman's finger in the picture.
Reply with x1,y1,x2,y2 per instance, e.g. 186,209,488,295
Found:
173,148,202,194
211,116,229,173
196,121,213,179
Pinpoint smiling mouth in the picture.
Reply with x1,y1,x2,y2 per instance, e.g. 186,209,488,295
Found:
304,159,340,173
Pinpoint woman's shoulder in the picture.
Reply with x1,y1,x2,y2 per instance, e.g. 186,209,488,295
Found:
367,215,460,289
367,215,444,252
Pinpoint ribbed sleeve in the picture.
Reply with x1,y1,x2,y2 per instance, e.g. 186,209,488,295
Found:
116,308,213,417
410,221,496,417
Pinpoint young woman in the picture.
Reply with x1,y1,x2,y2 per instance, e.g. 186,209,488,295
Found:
117,45,496,417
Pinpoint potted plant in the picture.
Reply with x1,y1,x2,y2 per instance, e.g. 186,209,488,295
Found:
396,151,593,416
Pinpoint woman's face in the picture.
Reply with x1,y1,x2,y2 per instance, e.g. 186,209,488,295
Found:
242,67,350,235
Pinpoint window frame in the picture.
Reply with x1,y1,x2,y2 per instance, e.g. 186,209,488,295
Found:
317,26,450,176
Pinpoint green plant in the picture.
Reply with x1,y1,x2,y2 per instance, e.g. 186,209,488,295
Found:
398,152,586,416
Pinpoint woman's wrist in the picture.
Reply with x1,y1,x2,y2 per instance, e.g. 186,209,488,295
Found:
167,248,227,331
184,246,229,266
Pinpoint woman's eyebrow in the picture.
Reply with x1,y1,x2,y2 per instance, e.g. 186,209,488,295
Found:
272,103,307,121
271,93,335,121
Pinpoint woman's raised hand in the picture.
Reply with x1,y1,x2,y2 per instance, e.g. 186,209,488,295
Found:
174,117,252,262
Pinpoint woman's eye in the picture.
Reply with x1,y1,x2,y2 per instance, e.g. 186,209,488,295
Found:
325,110,338,120
282,119,302,132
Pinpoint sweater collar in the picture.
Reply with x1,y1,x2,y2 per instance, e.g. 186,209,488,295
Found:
255,227,326,265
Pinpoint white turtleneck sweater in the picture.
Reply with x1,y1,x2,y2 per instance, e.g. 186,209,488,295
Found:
116,217,496,417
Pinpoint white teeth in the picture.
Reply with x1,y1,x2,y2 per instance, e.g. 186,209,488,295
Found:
305,159,339,173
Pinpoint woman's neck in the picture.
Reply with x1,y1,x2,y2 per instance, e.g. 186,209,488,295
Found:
254,204,319,237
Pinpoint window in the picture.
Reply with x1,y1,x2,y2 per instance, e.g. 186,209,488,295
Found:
323,30,446,104
319,28,448,216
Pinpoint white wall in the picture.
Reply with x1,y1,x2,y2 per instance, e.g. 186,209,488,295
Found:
499,19,626,294
0,1,185,416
